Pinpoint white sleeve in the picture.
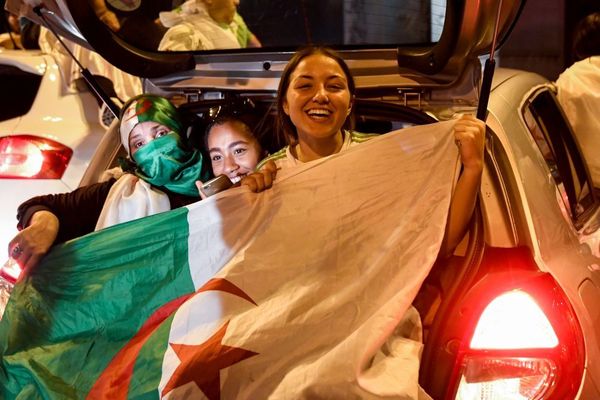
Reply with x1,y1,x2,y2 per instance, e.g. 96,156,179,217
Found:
158,23,205,51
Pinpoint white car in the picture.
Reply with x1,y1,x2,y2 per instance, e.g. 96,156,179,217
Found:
0,48,110,264
5,0,600,398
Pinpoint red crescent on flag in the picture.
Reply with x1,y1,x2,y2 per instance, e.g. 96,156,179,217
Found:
124,99,153,122
86,278,256,399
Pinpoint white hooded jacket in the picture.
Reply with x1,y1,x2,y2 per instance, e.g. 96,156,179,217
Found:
555,56,600,187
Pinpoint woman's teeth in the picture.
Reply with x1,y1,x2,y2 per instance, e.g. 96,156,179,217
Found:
307,109,331,118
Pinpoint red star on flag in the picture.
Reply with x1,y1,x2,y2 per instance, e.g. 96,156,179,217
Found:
162,320,258,400
87,278,258,399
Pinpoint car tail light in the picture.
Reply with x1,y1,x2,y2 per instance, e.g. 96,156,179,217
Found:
448,272,585,400
456,357,557,399
470,291,558,349
0,135,72,179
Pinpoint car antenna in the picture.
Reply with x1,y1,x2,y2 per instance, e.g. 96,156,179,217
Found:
32,6,121,119
476,0,504,121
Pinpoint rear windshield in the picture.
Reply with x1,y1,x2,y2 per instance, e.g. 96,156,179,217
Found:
109,0,446,52
0,65,42,122
240,0,445,46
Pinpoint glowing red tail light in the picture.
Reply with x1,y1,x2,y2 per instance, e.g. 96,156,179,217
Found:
0,135,72,179
448,272,585,400
470,291,558,350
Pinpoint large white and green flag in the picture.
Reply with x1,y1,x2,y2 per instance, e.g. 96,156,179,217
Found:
0,121,459,399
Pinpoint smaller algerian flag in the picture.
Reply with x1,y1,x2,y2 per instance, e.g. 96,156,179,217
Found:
0,121,459,400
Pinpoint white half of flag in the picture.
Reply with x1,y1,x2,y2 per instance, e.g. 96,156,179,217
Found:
159,120,460,399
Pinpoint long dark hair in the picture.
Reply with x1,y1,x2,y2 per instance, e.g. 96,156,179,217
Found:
276,46,356,145
573,12,600,61
203,113,264,156
202,99,272,155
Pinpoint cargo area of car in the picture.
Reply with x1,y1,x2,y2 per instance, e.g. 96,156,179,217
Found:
78,87,537,398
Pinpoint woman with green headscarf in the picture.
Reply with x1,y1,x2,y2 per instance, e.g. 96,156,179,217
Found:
8,94,277,271
93,94,210,229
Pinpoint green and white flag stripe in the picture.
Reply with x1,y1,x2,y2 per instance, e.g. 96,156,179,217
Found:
1,207,194,398
0,121,460,400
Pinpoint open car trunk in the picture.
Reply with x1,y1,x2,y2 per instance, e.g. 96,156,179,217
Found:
9,1,588,399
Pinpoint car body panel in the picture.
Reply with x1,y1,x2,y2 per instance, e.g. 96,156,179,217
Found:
0,50,106,259
484,69,600,397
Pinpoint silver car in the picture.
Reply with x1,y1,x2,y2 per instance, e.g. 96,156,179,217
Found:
5,0,600,398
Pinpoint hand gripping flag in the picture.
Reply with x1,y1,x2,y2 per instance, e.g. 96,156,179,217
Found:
0,120,460,399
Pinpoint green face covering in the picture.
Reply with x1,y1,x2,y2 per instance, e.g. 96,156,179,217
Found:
132,133,208,197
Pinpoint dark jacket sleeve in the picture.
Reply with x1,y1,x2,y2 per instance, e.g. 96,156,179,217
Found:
16,178,117,244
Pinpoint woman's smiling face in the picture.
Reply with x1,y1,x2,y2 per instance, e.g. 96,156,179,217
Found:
207,120,263,184
283,53,352,143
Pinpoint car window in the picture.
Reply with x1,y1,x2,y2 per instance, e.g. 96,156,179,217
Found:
0,65,42,122
238,0,446,46
522,87,597,228
93,0,446,52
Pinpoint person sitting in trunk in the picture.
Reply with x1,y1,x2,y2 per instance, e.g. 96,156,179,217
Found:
8,94,276,271
257,45,486,257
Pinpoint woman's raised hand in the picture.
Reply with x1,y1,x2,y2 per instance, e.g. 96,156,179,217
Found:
8,211,59,273
241,160,278,193
453,114,486,172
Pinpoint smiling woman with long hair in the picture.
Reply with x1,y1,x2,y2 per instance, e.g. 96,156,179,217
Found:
258,45,486,257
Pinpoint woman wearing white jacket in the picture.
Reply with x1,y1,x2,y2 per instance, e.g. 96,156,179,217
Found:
555,12,600,187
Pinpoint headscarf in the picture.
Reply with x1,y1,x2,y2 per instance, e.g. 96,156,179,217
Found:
120,94,183,156
118,94,210,196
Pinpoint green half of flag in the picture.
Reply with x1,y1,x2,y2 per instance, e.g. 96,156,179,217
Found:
0,207,194,400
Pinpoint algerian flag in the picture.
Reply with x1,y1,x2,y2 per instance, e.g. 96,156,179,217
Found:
0,121,459,400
